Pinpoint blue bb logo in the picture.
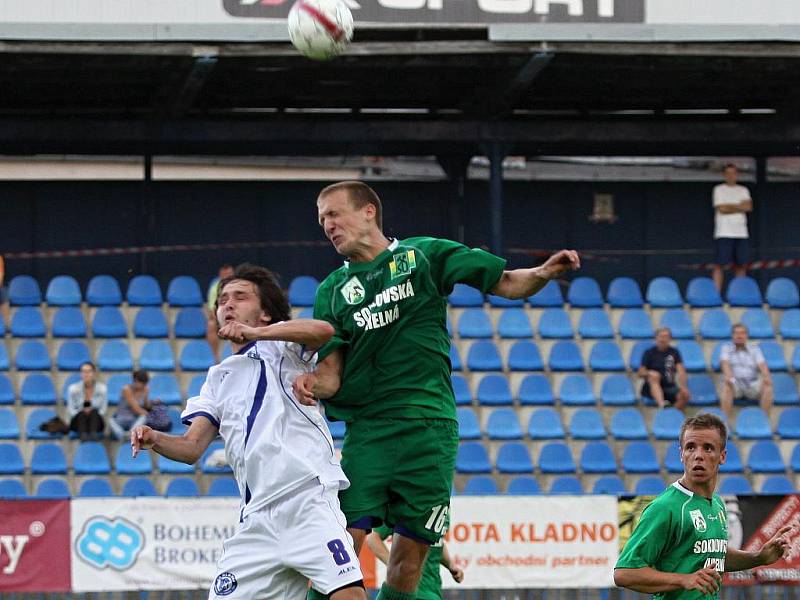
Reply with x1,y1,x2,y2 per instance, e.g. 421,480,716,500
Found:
214,572,238,596
77,517,144,570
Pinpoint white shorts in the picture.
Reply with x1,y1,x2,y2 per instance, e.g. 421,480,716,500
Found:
209,479,362,599
732,377,762,400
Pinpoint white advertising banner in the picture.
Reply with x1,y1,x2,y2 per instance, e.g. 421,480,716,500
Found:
70,498,239,592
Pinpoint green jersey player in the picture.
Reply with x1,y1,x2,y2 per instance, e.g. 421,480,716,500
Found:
615,413,793,600
294,181,580,600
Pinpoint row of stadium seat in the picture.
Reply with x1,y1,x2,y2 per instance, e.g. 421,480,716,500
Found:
0,476,238,498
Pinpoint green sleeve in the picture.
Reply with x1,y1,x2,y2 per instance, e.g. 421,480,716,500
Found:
412,237,507,297
615,502,672,569
312,278,350,362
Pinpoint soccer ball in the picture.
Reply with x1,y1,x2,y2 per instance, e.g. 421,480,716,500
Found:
288,0,354,61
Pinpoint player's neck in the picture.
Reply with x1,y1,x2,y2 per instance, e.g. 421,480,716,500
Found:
679,477,715,500
347,233,391,263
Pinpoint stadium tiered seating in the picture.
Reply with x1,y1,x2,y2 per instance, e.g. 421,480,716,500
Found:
288,276,319,307
127,275,163,306
507,477,540,495
646,277,682,307
0,408,20,439
134,307,169,338
36,479,71,499
567,277,603,308
686,277,722,308
87,275,122,306
507,341,544,371
167,276,203,307
463,476,499,495
726,276,762,307
52,307,87,337
495,443,533,473
766,278,799,309
46,275,82,306
11,307,46,337
528,408,565,439
529,280,563,307
9,275,42,305
607,277,643,308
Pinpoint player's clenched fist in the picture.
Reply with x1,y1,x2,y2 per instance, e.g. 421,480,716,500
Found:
682,568,721,595
131,425,160,458
218,321,260,345
293,373,318,406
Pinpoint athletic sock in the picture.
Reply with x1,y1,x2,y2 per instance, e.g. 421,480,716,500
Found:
307,589,329,600
375,583,416,600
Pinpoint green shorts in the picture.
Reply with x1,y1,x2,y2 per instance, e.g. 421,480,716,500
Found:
338,418,458,544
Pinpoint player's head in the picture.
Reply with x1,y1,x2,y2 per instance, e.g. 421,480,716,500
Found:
724,162,738,185
317,181,383,256
131,369,149,392
654,327,672,351
732,323,748,346
216,263,291,329
218,263,234,279
79,361,96,385
679,413,727,490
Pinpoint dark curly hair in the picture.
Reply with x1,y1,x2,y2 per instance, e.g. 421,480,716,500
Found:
216,263,291,324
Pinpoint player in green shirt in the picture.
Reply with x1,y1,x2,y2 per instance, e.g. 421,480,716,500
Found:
293,181,579,600
615,413,793,600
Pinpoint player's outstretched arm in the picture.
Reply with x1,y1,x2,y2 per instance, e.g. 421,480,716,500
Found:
491,250,580,300
614,566,721,595
130,417,218,464
219,319,334,351
293,350,343,405
726,524,794,571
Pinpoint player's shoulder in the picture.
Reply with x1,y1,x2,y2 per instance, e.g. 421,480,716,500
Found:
318,266,350,289
648,483,688,510
401,235,453,249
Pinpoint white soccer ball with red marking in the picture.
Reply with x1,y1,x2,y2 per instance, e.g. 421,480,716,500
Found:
288,0,354,60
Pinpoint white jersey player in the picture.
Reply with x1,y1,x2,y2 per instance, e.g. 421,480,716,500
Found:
131,264,365,600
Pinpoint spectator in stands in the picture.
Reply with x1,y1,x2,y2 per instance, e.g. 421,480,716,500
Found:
0,253,9,330
108,369,151,439
66,361,108,441
711,163,752,291
720,323,772,419
638,327,690,411
206,263,234,362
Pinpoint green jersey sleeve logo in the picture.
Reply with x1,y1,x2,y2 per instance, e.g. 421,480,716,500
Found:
689,509,707,532
389,250,417,279
341,276,366,305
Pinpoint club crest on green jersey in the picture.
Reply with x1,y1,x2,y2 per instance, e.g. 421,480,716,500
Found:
389,250,416,279
341,276,366,305
689,509,707,532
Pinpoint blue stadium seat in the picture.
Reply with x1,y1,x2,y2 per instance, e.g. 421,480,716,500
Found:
21,373,56,405
720,442,743,474
449,345,462,371
60,374,80,403
158,454,195,474
127,275,163,306
56,340,91,371
487,294,524,308
78,478,115,497
201,441,231,474
288,276,319,307
776,408,800,439
538,442,575,473
567,277,603,308
610,408,648,440
774,373,800,405
699,309,733,339
52,307,87,338
207,478,239,497
140,340,175,371
457,408,481,440
686,375,718,406
569,408,606,440
326,419,345,440
558,374,595,406
97,340,133,372
188,374,206,399
150,374,182,405
538,309,574,339
456,442,491,474
607,277,643,308
741,309,775,339
506,476,541,495
46,275,82,306
780,310,800,339
548,341,584,372
550,476,583,494
529,280,564,307
122,477,158,497
496,443,533,473
452,374,472,406
497,309,533,339
73,441,111,475
0,347,8,372
618,309,653,339
578,309,614,339
747,441,785,473
106,374,132,406
760,476,795,494
634,477,666,495
0,375,12,404
527,408,565,439
507,341,544,371
791,445,800,472
167,408,186,434
476,375,512,406
0,408,19,439
628,341,652,370
174,307,207,338
92,306,128,338
646,277,683,308
710,342,724,372
0,444,24,474
25,408,59,440
87,275,122,306
735,407,772,439
766,278,800,309
35,478,71,499
11,307,46,337
167,276,203,307
30,443,67,474
600,374,636,406
759,342,787,372
659,309,695,339
462,476,499,495
133,307,169,338
675,341,706,372
580,442,617,473
726,277,762,307
116,445,152,475
622,442,659,473
486,408,522,440
0,479,27,498
664,442,683,473
652,408,683,440
592,476,627,495
466,341,502,371
686,277,723,308
589,341,625,371
166,478,200,497
448,284,483,307
518,374,554,406
793,346,800,372
458,309,493,339
9,275,42,306
719,476,753,495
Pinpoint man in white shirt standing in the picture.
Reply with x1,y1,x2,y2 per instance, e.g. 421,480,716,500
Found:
131,264,366,600
720,323,773,420
712,163,752,291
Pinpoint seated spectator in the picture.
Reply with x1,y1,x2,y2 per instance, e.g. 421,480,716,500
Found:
66,362,108,441
720,323,772,418
206,264,234,362
108,370,154,439
638,327,690,411
0,254,8,330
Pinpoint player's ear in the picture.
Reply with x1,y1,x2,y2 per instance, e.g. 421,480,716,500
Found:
719,447,727,464
259,312,272,326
